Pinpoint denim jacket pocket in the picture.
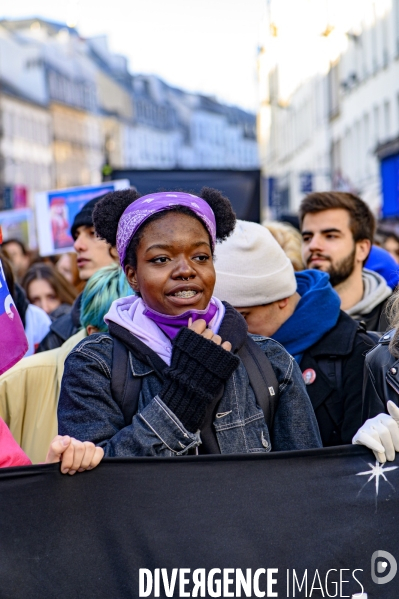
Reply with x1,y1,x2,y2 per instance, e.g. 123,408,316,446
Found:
214,409,272,454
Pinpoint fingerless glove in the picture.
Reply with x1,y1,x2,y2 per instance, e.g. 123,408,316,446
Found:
159,327,240,433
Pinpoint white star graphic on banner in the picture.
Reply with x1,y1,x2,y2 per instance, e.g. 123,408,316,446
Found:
356,461,398,496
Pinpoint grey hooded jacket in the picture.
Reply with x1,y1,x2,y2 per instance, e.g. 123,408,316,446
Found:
346,269,391,333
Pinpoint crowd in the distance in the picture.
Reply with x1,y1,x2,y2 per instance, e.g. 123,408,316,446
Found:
1,187,399,471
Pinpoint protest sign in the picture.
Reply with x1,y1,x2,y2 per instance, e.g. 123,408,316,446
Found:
35,180,130,256
0,445,397,598
0,208,35,249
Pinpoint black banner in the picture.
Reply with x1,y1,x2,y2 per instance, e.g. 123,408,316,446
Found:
110,169,261,222
0,445,398,598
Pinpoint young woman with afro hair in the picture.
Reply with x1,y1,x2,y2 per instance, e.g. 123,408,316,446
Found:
57,187,322,456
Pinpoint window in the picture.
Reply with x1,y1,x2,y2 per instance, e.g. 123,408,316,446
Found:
374,105,380,143
363,113,370,151
384,100,391,139
394,0,399,56
328,62,340,119
382,16,389,67
396,93,399,133
372,4,378,72
354,121,361,179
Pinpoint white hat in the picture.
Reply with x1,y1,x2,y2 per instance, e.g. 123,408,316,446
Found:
213,220,297,306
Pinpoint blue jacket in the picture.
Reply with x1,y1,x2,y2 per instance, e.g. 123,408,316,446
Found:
58,307,322,457
273,270,341,363
365,245,399,290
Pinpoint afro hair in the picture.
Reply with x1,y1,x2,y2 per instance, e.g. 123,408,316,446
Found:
92,188,141,247
93,187,236,268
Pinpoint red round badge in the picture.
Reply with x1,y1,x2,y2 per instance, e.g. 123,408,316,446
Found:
302,368,316,385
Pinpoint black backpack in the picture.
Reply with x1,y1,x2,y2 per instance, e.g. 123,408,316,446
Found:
110,333,280,432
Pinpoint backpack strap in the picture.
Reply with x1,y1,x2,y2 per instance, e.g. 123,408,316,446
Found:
111,336,142,426
238,336,280,431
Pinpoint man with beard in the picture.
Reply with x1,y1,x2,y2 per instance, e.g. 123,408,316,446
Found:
300,192,392,333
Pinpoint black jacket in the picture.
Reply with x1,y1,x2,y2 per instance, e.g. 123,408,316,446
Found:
12,283,29,328
352,296,391,334
362,329,399,419
49,303,72,322
299,311,377,446
36,294,82,352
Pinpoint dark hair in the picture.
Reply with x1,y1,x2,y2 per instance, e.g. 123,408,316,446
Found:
21,263,78,306
93,187,236,268
2,238,28,255
379,231,399,245
70,193,110,240
299,192,376,244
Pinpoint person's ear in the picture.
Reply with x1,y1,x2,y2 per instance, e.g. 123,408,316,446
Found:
276,297,289,310
109,246,119,262
355,239,371,263
125,265,140,293
86,325,99,336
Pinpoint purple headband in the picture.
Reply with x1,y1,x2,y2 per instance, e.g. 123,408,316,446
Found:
116,191,217,267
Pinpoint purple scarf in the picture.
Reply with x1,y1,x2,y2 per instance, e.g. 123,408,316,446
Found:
116,191,217,267
105,296,225,365
143,303,217,340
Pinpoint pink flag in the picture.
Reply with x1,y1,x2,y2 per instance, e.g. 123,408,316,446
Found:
0,259,28,375
0,418,31,467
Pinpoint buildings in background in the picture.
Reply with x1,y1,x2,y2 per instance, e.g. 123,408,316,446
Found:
1,82,53,205
0,17,258,211
258,0,399,219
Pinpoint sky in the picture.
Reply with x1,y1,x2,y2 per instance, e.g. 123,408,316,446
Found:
1,0,265,112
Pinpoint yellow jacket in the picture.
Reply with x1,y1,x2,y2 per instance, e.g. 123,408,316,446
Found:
0,330,86,463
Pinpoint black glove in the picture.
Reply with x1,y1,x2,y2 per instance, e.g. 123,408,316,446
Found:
159,327,240,433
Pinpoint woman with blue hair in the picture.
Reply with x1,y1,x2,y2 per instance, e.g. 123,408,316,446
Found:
0,265,133,463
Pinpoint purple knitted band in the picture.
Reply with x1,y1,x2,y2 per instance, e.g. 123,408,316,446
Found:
116,192,217,267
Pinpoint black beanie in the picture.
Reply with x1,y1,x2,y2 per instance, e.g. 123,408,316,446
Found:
70,193,108,239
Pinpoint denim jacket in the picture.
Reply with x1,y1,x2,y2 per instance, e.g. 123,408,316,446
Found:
58,314,322,457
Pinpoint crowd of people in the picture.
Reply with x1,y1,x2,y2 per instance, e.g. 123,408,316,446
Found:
1,187,399,471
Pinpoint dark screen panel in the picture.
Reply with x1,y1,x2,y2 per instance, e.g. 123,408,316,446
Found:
110,169,261,222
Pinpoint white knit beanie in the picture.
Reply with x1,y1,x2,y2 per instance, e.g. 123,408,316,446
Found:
214,220,297,306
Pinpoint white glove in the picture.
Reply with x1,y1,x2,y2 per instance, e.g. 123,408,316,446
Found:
352,401,399,463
